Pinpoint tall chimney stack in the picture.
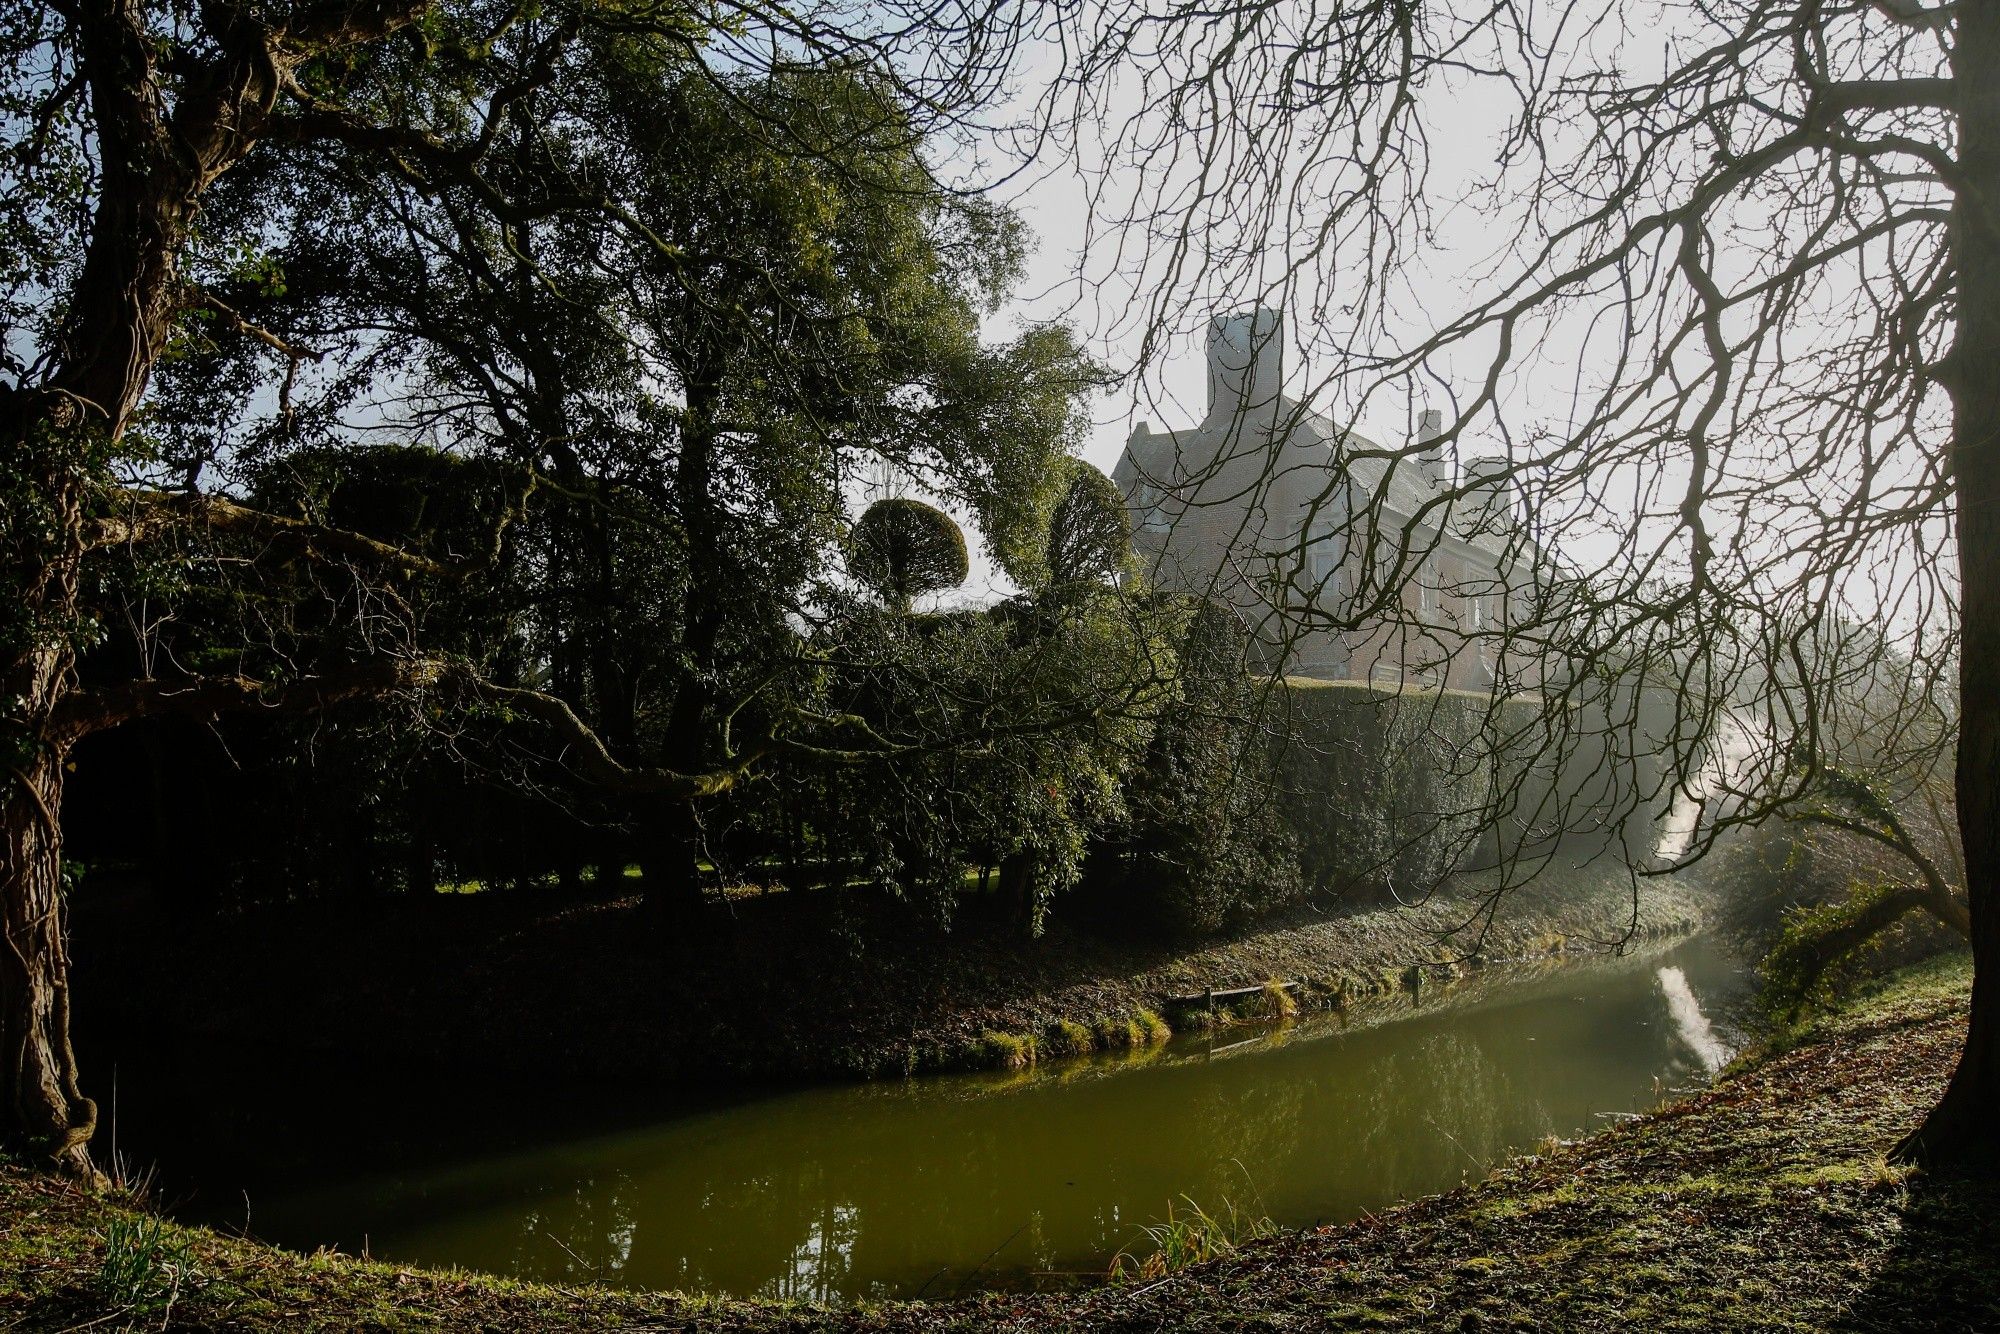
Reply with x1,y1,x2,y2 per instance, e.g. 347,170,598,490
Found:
1206,307,1284,423
1416,408,1449,484
1461,455,1515,537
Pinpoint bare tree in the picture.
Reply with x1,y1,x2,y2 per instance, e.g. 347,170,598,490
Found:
1045,0,1988,1165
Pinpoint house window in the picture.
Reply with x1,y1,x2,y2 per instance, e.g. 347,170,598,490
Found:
1309,547,1343,603
1133,480,1168,532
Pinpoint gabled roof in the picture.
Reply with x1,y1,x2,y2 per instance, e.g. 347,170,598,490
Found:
1117,396,1517,562
1109,424,1190,491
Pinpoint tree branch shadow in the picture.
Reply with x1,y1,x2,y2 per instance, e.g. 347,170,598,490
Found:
1836,1167,2000,1332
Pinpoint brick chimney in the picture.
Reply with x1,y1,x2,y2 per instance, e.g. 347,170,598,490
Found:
1461,455,1514,537
1206,307,1284,423
1416,408,1450,485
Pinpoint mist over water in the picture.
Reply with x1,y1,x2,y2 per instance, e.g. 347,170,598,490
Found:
1651,717,1759,865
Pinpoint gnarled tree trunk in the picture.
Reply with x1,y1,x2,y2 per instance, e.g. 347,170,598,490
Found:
0,0,454,1178
1,387,100,1180
0,0,284,1176
1,685,96,1179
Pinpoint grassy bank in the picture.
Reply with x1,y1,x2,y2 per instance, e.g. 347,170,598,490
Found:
921,865,1708,1076
73,860,1707,1094
6,952,1990,1331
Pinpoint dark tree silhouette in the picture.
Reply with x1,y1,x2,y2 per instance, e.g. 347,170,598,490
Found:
0,0,1045,1179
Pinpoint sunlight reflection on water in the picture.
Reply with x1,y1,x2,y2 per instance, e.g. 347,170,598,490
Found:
1657,964,1731,1073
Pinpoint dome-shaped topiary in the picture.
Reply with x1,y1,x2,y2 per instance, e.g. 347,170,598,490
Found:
848,497,970,610
1043,463,1130,587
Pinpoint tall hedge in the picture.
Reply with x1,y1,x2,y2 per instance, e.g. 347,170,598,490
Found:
1270,681,1518,899
1267,678,1677,902
1094,599,1300,936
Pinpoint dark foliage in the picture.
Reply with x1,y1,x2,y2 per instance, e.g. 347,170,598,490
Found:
1090,599,1300,937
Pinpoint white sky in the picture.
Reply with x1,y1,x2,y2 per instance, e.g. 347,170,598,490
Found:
923,3,1955,646
928,41,1550,604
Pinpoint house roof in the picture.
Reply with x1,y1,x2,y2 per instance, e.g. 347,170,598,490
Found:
1116,396,1518,562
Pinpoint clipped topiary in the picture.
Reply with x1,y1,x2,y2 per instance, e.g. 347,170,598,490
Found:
1043,463,1131,588
848,497,969,611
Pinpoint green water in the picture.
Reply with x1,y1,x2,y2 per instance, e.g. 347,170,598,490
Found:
212,934,1750,1303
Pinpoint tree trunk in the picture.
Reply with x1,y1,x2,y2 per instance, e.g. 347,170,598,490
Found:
0,3,205,1174
642,375,728,925
997,849,1042,941
1,747,98,1180
1900,0,2000,1171
0,0,427,1179
1,399,99,1178
641,799,710,933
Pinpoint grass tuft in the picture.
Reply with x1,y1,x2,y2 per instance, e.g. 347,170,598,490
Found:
1133,1008,1172,1045
92,1213,198,1321
1109,1196,1278,1281
1260,979,1299,1020
978,1030,1037,1069
1044,1019,1096,1058
1093,1016,1143,1050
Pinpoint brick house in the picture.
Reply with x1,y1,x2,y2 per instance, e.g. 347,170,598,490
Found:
1112,307,1530,691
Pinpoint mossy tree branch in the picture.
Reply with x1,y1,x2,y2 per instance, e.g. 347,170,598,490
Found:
86,478,539,577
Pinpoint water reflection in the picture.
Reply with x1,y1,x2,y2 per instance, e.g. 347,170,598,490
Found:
220,935,1752,1301
1657,964,1731,1074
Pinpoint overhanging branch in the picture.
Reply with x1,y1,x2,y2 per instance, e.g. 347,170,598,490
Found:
53,657,754,799
458,676,752,797
1815,77,1955,115
53,656,447,740
87,482,536,576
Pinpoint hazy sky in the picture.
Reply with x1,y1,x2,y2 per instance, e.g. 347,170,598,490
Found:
923,32,1556,602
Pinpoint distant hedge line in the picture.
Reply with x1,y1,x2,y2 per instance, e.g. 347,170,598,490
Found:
1268,677,1678,903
